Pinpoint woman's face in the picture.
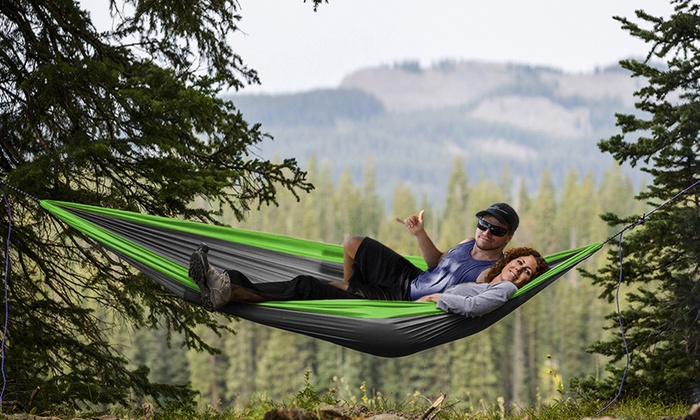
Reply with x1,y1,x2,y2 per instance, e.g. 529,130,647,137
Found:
496,255,538,288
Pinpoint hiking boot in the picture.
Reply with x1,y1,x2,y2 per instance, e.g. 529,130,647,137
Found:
188,244,231,311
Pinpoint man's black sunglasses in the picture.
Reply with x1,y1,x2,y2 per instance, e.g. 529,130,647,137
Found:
476,218,510,237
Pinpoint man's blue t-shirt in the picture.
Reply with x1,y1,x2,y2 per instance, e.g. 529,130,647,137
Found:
409,240,499,300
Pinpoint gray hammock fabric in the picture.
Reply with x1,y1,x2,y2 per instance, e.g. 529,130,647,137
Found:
41,200,602,357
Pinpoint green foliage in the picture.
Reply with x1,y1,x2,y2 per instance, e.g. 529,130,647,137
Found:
0,0,312,411
253,330,315,401
378,181,419,254
579,0,700,402
284,370,337,411
440,157,472,249
10,376,693,419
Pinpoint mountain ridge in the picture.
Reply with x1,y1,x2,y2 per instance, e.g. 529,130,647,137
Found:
229,60,647,208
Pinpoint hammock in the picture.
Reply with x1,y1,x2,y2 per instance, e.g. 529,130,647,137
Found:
40,200,602,357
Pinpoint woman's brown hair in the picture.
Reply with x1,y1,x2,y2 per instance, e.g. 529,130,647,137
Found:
484,247,549,286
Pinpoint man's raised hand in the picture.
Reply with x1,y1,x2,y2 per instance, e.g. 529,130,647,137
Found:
396,210,425,234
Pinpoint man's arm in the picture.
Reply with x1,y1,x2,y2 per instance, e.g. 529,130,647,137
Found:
396,210,443,268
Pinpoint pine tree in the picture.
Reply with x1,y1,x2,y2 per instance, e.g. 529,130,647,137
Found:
378,181,418,254
223,321,268,406
579,173,607,249
514,171,559,404
298,157,324,241
297,159,339,243
311,341,346,396
374,357,404,402
254,330,314,401
544,169,613,392
448,333,498,405
358,158,385,239
0,0,313,409
597,164,638,239
577,1,700,401
514,180,535,247
530,170,560,255
134,325,191,387
186,324,229,409
467,178,506,239
554,170,582,248
335,169,361,240
438,158,471,249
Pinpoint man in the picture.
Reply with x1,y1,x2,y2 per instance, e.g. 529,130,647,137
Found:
190,203,520,311
329,202,519,300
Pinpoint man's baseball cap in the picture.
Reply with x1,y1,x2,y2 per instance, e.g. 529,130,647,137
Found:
475,203,519,233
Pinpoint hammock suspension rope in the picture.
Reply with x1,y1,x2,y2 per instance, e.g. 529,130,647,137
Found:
0,187,12,408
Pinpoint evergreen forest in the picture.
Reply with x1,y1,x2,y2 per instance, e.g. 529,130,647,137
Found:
2,0,697,415
113,157,643,410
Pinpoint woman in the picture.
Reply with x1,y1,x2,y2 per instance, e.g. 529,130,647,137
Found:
417,247,549,317
190,244,548,317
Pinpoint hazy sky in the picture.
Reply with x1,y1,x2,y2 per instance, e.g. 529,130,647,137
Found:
82,1,673,94
231,0,672,94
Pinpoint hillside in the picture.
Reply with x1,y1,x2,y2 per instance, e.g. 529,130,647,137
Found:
339,60,643,116
228,60,648,209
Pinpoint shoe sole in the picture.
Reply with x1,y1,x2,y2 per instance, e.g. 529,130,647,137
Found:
189,251,214,311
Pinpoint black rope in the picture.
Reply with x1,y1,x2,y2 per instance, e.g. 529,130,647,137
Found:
0,181,40,203
596,178,699,415
602,178,700,246
595,231,631,415
0,186,13,410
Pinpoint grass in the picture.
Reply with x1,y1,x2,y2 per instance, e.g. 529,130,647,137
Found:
19,396,692,419
15,373,693,419
147,397,689,420
144,379,691,420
